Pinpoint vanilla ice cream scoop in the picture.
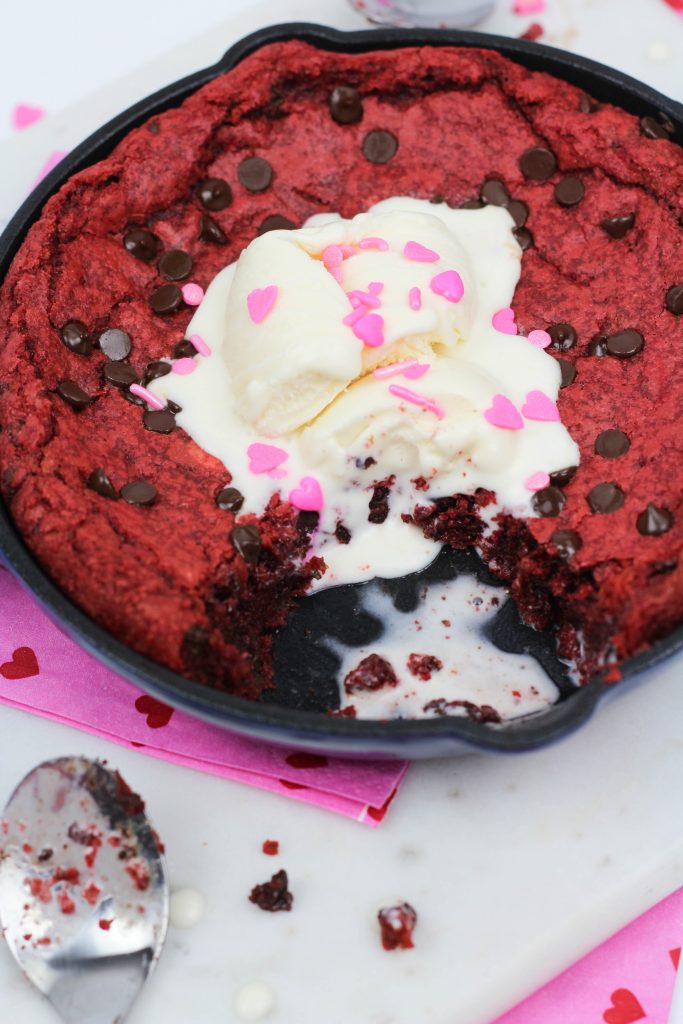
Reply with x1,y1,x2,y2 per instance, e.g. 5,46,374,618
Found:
149,198,579,589
216,201,515,435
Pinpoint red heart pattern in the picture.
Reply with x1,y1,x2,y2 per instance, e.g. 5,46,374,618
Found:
285,752,329,770
0,646,39,679
134,695,174,729
603,988,646,1023
366,787,398,823
670,947,681,969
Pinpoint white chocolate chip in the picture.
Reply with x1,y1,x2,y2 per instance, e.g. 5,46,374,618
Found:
233,981,275,1021
169,887,205,928
645,41,672,62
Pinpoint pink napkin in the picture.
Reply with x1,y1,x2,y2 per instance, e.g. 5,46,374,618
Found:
0,566,407,824
494,887,683,1023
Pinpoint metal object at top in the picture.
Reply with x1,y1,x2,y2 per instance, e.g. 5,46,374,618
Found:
0,757,168,1024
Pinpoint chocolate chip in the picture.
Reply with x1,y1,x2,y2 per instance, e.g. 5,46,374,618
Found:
56,381,93,410
636,503,673,536
547,322,577,351
238,157,273,193
557,358,577,387
362,130,398,164
587,482,624,514
150,284,182,314
86,468,118,500
554,176,585,207
173,338,197,359
258,214,296,235
519,146,557,181
158,249,192,281
505,199,529,228
587,333,608,356
459,198,484,210
296,510,319,533
121,481,157,507
513,227,534,251
198,214,228,245
601,213,635,239
198,178,233,211
531,486,565,517
665,283,683,315
103,361,138,387
650,559,677,575
329,86,363,125
142,360,171,386
60,320,92,356
167,399,182,415
143,409,176,434
550,528,582,559
479,179,509,206
231,524,261,562
335,521,352,544
640,114,673,140
549,465,577,487
122,388,146,407
606,329,644,358
216,486,244,513
123,228,159,262
578,94,599,113
595,429,630,459
99,328,132,361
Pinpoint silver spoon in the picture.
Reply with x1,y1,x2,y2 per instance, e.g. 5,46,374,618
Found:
0,756,168,1023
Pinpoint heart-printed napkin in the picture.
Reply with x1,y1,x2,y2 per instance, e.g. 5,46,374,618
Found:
0,566,407,825
493,886,683,1024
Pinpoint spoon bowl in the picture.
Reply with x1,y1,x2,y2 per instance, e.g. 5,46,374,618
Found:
0,756,168,1024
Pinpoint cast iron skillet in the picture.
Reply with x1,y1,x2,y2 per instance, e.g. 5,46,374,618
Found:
1,23,682,759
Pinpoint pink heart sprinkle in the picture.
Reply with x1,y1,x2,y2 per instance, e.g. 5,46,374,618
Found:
353,313,385,348
527,329,551,349
522,390,560,422
513,0,545,12
525,471,551,491
189,333,212,357
484,394,524,431
172,358,197,375
408,286,422,311
404,240,440,262
358,237,388,251
403,362,430,380
430,269,464,303
492,308,518,335
12,103,45,130
181,283,204,306
289,476,324,512
247,285,278,324
247,443,289,475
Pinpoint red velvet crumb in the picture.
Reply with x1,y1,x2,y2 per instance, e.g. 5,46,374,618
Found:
424,698,501,724
378,902,417,950
519,22,543,41
407,653,444,680
249,869,293,912
262,840,279,856
344,654,398,694
99,918,113,930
